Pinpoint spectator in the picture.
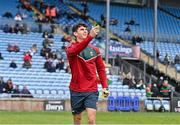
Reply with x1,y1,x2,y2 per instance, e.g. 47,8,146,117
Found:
146,87,152,97
12,85,20,97
42,31,49,38
21,85,33,98
29,44,38,56
9,60,17,69
160,80,170,97
123,72,131,86
0,52,4,60
42,31,54,38
175,82,180,93
124,25,131,32
164,53,170,65
56,58,64,71
65,65,71,74
157,76,164,91
174,54,180,64
129,18,135,25
3,24,10,33
100,14,106,27
156,49,160,59
110,18,118,25
5,79,13,93
7,44,20,52
14,13,22,21
0,77,6,93
43,37,54,47
151,84,159,97
22,52,32,69
13,85,20,94
46,58,56,72
129,75,136,89
114,55,121,66
3,12,13,18
136,79,146,90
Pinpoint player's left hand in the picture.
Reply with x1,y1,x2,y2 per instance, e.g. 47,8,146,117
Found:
102,88,109,98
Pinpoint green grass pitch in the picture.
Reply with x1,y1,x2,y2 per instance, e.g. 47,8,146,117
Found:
0,111,180,124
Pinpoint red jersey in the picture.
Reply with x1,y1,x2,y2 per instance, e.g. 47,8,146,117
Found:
65,35,108,92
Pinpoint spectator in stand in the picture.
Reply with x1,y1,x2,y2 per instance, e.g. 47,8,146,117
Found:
0,77,6,93
175,82,180,93
174,54,180,64
132,35,143,45
5,79,13,93
164,53,171,65
157,76,164,91
124,25,131,32
22,52,32,69
151,84,159,97
7,44,20,52
156,49,160,59
160,80,171,97
13,85,20,94
19,23,28,34
129,18,135,25
14,13,22,21
9,60,17,69
21,85,33,98
45,5,51,22
12,85,20,97
42,31,54,38
123,72,132,86
50,6,57,19
42,31,49,38
136,79,146,90
82,4,88,20
56,58,65,71
65,64,71,74
43,37,54,48
3,24,10,33
46,58,56,72
100,14,106,27
146,82,152,89
146,87,152,97
0,52,4,60
29,44,38,56
129,75,136,89
3,12,13,18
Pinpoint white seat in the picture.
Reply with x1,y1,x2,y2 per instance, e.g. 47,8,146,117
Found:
153,100,162,111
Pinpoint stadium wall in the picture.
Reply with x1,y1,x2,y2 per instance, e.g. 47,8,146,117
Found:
0,99,145,112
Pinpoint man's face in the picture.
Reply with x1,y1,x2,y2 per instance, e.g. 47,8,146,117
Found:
74,26,88,42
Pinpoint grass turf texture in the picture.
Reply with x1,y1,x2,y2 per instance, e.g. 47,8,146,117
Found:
0,111,180,124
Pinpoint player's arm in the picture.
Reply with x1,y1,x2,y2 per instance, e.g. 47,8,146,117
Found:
65,35,93,56
96,54,109,97
65,26,100,57
96,53,108,89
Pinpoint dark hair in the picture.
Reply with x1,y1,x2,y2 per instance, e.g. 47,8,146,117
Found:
72,23,87,33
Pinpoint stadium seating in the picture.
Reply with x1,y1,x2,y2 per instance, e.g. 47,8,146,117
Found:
145,100,154,111
153,100,162,111
161,100,170,112
67,1,180,41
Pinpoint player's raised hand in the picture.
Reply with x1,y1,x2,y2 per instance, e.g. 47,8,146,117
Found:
89,25,100,38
